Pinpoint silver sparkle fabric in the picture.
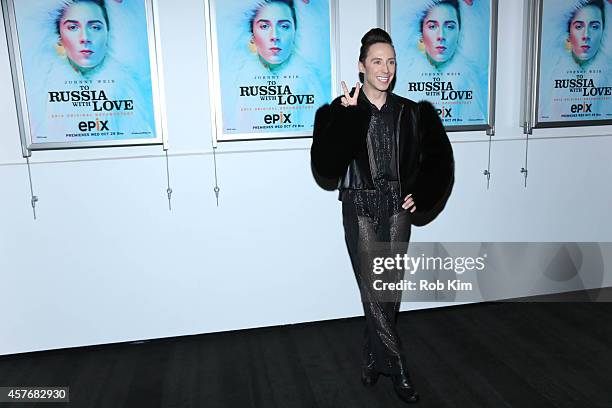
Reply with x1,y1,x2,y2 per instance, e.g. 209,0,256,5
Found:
342,197,411,375
340,95,411,375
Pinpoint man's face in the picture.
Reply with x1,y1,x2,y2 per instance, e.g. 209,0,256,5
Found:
252,2,296,65
569,5,603,62
422,3,460,64
59,2,108,69
359,42,396,92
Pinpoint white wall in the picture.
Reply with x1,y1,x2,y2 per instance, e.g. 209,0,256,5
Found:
1,0,611,355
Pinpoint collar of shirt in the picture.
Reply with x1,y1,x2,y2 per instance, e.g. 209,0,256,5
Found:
358,89,396,114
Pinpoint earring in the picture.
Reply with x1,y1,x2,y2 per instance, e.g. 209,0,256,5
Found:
564,38,572,52
417,38,425,53
248,37,257,54
55,41,65,57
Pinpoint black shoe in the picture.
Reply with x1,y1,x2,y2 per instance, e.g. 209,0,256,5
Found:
361,349,379,386
391,372,419,403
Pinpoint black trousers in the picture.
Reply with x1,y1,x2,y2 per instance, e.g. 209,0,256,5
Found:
342,194,411,375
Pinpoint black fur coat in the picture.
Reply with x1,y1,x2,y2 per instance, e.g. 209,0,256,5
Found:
311,93,454,226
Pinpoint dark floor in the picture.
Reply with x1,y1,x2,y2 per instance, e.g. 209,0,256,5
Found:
1,294,612,408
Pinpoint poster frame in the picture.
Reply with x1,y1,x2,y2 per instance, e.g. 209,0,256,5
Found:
382,0,498,134
1,0,168,157
203,0,340,144
521,0,536,134
528,0,612,130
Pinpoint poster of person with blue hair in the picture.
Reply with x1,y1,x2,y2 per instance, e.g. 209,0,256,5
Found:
387,0,494,130
207,0,335,141
536,0,612,126
4,0,162,150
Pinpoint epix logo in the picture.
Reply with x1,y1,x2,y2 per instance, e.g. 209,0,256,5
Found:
264,113,292,124
79,118,109,132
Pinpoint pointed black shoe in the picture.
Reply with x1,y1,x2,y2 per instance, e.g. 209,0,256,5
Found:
361,351,380,386
391,371,419,403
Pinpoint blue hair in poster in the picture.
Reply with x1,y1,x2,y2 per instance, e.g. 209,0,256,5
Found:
213,0,333,139
537,0,612,124
11,0,157,144
389,0,491,127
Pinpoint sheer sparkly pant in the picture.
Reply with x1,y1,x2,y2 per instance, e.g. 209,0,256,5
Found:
342,195,411,375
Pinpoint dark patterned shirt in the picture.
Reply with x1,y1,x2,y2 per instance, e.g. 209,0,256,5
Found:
342,92,403,228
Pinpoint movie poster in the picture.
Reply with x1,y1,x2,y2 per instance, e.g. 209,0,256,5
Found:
207,0,334,141
536,0,612,126
4,0,162,150
388,0,494,129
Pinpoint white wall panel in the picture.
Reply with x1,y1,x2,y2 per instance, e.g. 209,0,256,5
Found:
1,0,611,355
